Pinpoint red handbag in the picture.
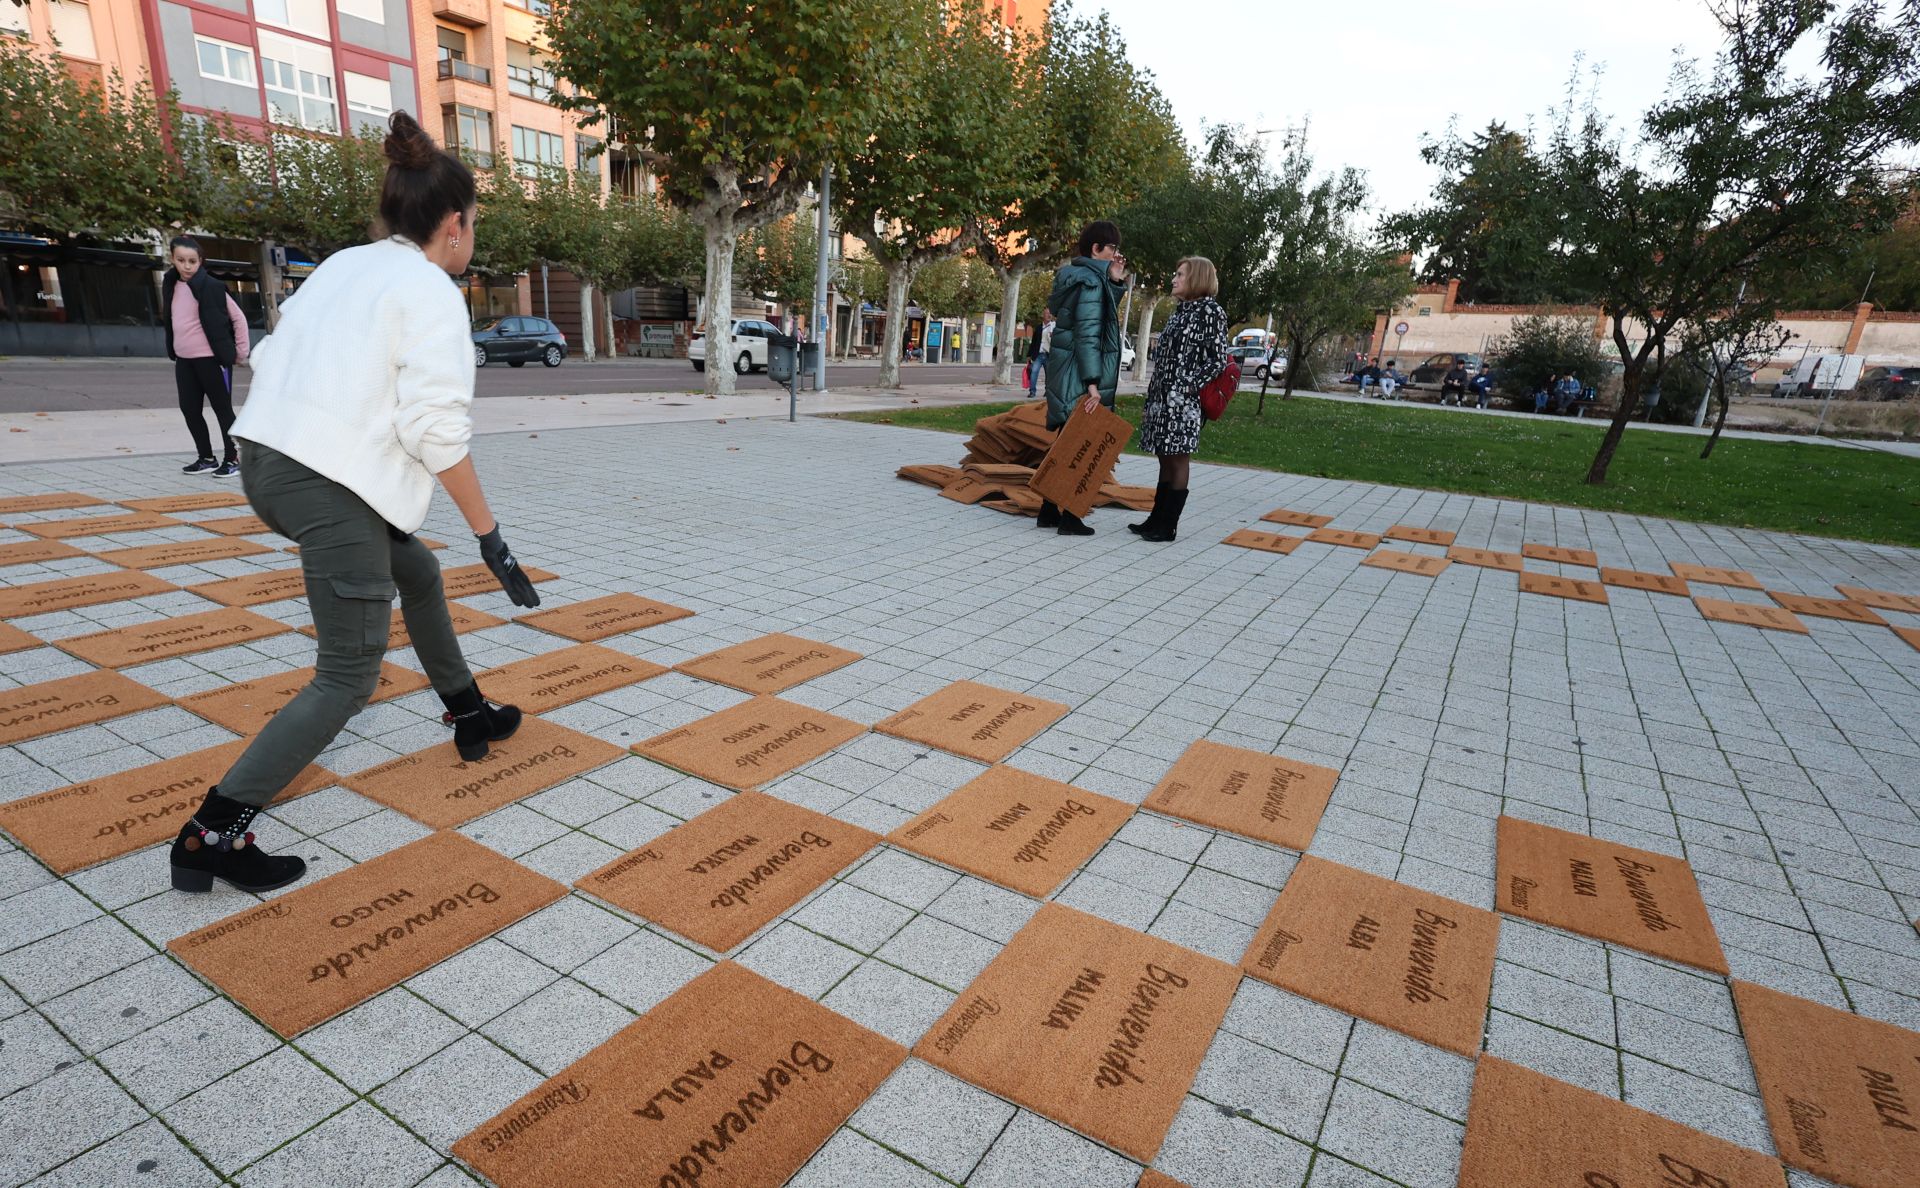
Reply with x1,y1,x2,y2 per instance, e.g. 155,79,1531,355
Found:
1199,358,1241,421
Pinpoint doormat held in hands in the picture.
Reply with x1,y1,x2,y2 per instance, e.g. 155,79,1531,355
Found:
439,562,559,600
515,593,696,642
454,961,907,1188
1734,978,1920,1188
0,492,106,515
916,902,1239,1163
119,492,249,513
298,602,507,650
1494,816,1727,973
888,766,1133,898
634,697,866,790
874,680,1070,764
1362,549,1451,577
577,791,880,951
1767,592,1886,624
1521,544,1598,566
20,511,185,539
1599,568,1690,596
1260,509,1333,529
0,539,84,568
0,740,333,875
180,662,429,735
1518,572,1609,604
57,607,290,668
1031,402,1135,519
0,571,177,618
674,633,861,695
1222,529,1303,555
1241,855,1498,1055
1305,528,1382,550
191,514,273,537
1671,563,1763,589
1695,597,1808,634
94,537,273,570
1384,525,1456,547
192,568,309,608
1448,547,1524,572
168,830,566,1037
1458,1055,1785,1188
1143,739,1336,851
0,671,169,745
345,716,625,829
476,644,667,713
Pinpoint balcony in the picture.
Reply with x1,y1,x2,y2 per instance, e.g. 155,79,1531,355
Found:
433,0,488,27
438,57,491,85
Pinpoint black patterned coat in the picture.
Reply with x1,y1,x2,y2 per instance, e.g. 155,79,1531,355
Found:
1139,296,1228,455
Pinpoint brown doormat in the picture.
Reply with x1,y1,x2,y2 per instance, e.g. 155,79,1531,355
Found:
1448,546,1524,572
634,696,865,790
1223,528,1303,555
1385,525,1457,547
346,716,625,829
94,537,274,570
439,562,559,600
1695,596,1809,634
1898,626,1920,653
888,766,1134,898
0,671,169,746
454,961,907,1188
1362,549,1452,577
0,492,107,516
577,791,881,951
1031,402,1135,518
0,539,84,568
1600,567,1691,596
193,514,273,537
981,498,1035,517
477,643,667,713
1241,855,1499,1056
1306,528,1383,550
1518,572,1609,604
1769,591,1887,625
1521,543,1599,566
193,567,310,608
916,902,1239,1163
0,571,177,619
179,661,429,735
20,511,184,539
57,607,291,668
168,830,566,1037
964,401,1055,467
296,602,507,650
899,463,963,488
0,621,40,655
1459,1055,1785,1188
874,680,1070,764
1734,979,1920,1188
1672,562,1763,589
515,592,696,642
939,476,996,504
674,633,861,695
1096,483,1157,511
1143,739,1336,851
1138,1174,1193,1188
1834,584,1920,614
1260,508,1333,529
1494,816,1727,973
0,740,333,875
119,492,249,514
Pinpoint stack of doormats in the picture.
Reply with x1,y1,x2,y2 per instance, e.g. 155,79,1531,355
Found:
898,404,1155,518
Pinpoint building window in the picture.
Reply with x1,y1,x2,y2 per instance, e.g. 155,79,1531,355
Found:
436,26,490,83
254,0,327,38
345,71,392,118
337,0,384,24
444,104,494,168
505,41,554,102
195,36,254,86
511,125,563,176
48,1,97,59
259,33,337,133
575,135,602,181
1,2,29,36
506,0,551,14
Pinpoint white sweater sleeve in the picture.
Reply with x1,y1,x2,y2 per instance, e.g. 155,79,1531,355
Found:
391,297,475,474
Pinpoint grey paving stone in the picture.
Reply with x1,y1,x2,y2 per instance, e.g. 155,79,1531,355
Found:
1615,999,1758,1093
0,913,153,1003
1490,960,1617,1045
738,920,866,997
164,1046,355,1173
790,880,917,953
874,914,1003,992
923,874,1041,945
1192,1029,1338,1142
1052,870,1167,931
0,881,101,954
371,1034,545,1150
844,846,964,909
1483,1009,1620,1098
0,1008,81,1099
405,938,557,1028
1338,1021,1476,1121
1154,1093,1315,1188
22,1117,219,1188
0,1062,151,1186
295,987,468,1093
821,957,956,1047
1621,1053,1776,1153
787,1128,950,1187
492,894,638,973
571,929,711,1014
1305,1153,1406,1187
848,1059,1016,1182
100,996,281,1110
1316,1077,1465,1188
235,1100,443,1188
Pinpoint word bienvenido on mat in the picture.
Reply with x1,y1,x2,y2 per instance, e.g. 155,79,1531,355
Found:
307,882,502,982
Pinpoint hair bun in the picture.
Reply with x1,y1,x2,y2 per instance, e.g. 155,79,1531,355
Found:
384,111,439,171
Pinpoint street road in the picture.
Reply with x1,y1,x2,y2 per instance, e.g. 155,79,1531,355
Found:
0,356,1003,413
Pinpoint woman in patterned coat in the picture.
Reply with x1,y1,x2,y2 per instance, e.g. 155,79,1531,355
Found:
1131,256,1228,542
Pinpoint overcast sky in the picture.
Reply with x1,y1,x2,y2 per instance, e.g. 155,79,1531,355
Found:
1088,0,1736,218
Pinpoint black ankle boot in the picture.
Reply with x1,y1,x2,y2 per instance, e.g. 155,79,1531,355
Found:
1129,483,1171,535
1057,511,1095,536
169,788,307,893
1138,488,1188,542
440,683,522,761
1036,500,1061,529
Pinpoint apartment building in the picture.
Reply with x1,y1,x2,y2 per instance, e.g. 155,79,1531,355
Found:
3,0,149,92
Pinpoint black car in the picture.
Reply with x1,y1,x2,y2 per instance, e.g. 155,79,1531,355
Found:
1860,365,1913,401
1406,352,1482,388
473,316,567,368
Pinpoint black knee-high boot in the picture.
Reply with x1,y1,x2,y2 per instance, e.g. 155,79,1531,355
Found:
440,683,523,761
1138,489,1189,542
1129,483,1171,535
169,788,307,893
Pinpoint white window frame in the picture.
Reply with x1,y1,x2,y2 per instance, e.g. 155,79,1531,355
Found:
344,70,392,118
1,2,29,36
253,0,328,40
48,0,98,59
194,35,255,86
336,0,385,25
258,31,338,134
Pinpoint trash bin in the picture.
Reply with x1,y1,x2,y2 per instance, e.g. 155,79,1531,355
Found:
766,332,797,384
798,341,821,378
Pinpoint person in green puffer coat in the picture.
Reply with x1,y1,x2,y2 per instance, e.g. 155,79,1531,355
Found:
1040,220,1130,535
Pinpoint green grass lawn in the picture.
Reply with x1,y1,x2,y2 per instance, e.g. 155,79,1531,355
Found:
839,395,1920,547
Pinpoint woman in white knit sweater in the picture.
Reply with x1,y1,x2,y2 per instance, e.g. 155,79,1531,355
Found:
168,112,543,895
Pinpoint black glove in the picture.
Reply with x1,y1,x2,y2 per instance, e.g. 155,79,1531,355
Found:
478,526,540,608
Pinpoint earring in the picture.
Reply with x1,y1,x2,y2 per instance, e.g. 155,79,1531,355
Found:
450,235,460,248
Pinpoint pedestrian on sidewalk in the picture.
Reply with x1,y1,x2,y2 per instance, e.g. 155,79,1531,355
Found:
167,112,544,897
1027,309,1054,399
1131,256,1227,544
163,236,249,478
1040,220,1128,536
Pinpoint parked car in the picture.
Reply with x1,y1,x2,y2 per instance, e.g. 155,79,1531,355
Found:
1859,365,1913,401
1225,344,1287,379
689,318,783,374
472,316,566,368
1122,337,1137,373
1406,353,1483,388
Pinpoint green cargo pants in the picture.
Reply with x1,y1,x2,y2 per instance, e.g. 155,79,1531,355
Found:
219,441,473,806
